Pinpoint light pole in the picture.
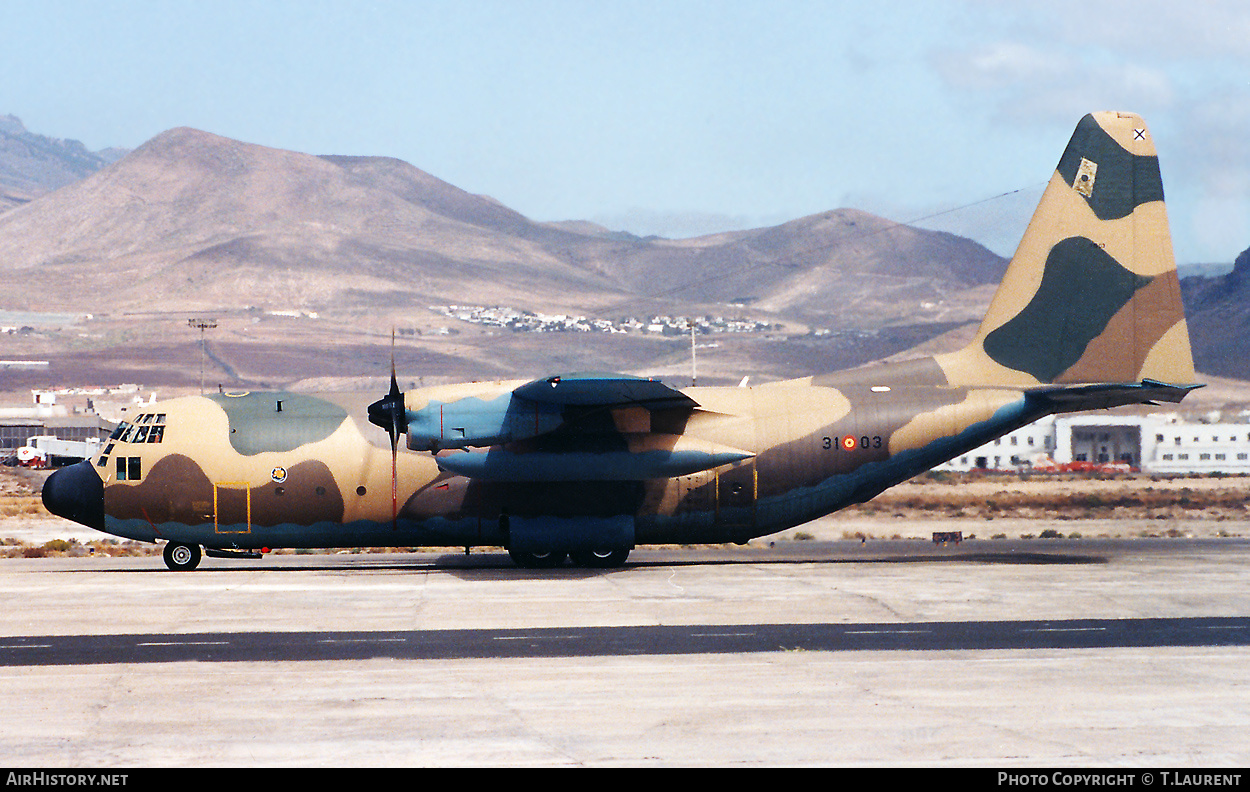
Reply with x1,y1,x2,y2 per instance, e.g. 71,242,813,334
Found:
187,318,217,394
689,319,697,388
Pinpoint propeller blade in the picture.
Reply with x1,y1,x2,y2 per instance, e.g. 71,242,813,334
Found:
366,330,409,530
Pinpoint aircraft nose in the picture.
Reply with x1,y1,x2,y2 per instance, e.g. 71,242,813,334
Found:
41,460,106,531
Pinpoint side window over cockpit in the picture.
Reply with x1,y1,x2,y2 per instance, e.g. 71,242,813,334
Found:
115,456,141,481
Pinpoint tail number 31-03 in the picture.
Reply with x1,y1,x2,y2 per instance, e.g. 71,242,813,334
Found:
822,435,882,451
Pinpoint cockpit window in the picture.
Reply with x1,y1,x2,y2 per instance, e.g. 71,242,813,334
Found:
115,414,165,443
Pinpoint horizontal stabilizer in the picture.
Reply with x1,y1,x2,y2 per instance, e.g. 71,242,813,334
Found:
1026,379,1203,413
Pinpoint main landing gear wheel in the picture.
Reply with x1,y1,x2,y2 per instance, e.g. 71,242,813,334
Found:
507,547,568,569
569,547,630,568
163,542,202,571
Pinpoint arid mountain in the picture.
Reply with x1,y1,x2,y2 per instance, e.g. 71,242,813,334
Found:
1182,245,1250,380
0,115,126,212
603,209,1006,322
0,125,1006,326
0,127,629,315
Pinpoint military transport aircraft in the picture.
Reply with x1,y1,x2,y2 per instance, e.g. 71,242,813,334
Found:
43,112,1200,570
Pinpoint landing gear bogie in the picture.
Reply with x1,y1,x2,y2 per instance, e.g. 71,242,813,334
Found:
507,546,631,568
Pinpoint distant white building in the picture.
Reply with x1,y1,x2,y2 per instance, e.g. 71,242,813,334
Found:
938,415,1058,472
938,413,1250,475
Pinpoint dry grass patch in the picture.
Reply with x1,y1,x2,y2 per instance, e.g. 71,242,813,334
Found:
0,496,48,519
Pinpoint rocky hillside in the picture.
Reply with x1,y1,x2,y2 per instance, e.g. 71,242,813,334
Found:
0,124,1006,336
1182,245,1250,380
0,115,126,212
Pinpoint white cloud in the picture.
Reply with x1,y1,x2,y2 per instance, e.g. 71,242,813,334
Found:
932,41,1177,124
928,3,1249,264
957,0,1250,60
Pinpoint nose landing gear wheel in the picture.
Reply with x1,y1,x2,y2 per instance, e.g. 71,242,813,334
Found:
163,542,202,571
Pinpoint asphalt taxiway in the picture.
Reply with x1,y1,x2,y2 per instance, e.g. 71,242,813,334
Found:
2,538,1249,766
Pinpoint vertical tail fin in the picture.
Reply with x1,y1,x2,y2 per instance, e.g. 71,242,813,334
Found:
938,112,1196,388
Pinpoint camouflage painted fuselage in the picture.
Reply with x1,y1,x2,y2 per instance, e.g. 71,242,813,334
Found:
84,366,1045,551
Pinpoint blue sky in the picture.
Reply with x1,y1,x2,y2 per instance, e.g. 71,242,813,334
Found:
3,0,1247,264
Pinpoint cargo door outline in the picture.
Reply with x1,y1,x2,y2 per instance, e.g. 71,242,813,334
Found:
213,482,251,534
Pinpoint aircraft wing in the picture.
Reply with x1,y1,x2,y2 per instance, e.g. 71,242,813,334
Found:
511,372,698,409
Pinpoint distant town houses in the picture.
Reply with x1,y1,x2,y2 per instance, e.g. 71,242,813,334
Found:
429,305,775,335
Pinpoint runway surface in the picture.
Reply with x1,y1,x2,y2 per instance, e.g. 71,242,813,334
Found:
2,538,1249,766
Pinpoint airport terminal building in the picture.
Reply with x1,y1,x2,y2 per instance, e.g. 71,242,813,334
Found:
940,413,1250,475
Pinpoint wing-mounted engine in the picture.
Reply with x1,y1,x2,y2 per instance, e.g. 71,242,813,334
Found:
399,372,751,481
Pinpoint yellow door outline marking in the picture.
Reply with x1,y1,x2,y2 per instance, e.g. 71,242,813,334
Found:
213,482,251,534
